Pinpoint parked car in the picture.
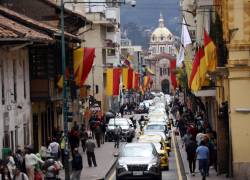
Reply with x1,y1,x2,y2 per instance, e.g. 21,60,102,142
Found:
115,142,162,180
105,118,135,142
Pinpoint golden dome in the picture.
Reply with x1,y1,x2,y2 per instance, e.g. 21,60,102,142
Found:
151,13,173,42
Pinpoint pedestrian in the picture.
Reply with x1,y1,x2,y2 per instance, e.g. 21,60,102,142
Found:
60,134,65,166
186,137,197,176
24,147,44,180
114,125,122,148
1,165,11,180
94,123,102,148
99,120,106,144
196,140,209,180
85,136,97,167
13,167,29,180
48,138,60,160
182,131,192,148
70,148,83,180
6,150,16,178
14,149,25,173
80,128,89,152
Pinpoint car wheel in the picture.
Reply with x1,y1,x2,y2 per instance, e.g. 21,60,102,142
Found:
165,165,169,171
156,172,162,180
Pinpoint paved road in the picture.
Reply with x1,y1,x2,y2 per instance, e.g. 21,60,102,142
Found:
106,115,180,180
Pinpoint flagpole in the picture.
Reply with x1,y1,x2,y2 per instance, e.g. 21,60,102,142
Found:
60,0,70,179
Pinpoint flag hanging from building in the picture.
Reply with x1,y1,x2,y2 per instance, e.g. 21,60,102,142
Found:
76,48,95,87
106,68,121,96
57,67,70,89
189,47,203,91
143,75,149,89
204,29,217,72
58,48,95,88
122,67,134,90
133,72,140,89
170,60,177,89
198,47,207,86
177,18,192,67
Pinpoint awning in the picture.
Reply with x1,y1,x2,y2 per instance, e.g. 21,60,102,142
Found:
194,89,216,97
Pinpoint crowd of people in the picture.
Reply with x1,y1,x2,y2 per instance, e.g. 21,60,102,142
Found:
172,97,217,180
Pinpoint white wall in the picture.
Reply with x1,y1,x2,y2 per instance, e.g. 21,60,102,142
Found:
0,48,31,154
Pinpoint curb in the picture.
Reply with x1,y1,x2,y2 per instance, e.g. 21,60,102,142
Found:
97,158,118,180
174,133,187,180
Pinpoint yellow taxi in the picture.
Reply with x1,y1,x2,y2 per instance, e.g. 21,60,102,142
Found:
138,134,169,170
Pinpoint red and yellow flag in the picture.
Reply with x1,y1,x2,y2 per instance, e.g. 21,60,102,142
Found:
122,67,134,90
189,47,203,91
106,68,121,96
204,30,217,72
170,60,177,89
198,48,207,86
133,71,140,89
57,47,95,88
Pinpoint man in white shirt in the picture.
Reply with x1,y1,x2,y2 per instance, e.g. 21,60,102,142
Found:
48,138,60,160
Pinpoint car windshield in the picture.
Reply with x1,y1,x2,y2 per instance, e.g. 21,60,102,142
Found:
146,125,165,131
121,145,153,157
109,119,128,126
144,132,166,140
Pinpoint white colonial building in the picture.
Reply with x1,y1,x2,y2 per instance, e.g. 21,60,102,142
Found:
145,13,176,93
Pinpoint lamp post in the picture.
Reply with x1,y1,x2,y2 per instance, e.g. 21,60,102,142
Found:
60,1,136,179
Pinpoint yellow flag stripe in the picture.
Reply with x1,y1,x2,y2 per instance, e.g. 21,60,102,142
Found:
122,68,128,90
106,68,113,96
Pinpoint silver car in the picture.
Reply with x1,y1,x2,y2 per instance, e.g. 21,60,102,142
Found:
115,142,162,180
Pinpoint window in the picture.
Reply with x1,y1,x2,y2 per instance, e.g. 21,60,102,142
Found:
160,68,163,76
107,48,116,56
152,36,155,41
23,123,30,146
23,59,26,99
13,59,17,102
1,59,4,104
161,36,164,41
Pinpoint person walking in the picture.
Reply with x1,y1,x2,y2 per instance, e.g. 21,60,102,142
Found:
24,148,44,180
196,140,209,180
186,137,198,176
114,125,122,148
85,136,97,167
48,138,60,160
13,167,29,180
70,148,83,180
94,123,102,148
6,151,16,178
80,128,89,152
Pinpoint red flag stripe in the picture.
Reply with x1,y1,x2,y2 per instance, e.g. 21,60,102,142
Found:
79,48,95,86
127,68,133,89
113,68,121,96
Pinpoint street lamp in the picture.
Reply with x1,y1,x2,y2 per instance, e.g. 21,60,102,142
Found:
60,0,136,179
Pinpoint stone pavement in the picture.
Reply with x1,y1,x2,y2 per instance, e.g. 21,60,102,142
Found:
59,142,118,180
176,134,232,180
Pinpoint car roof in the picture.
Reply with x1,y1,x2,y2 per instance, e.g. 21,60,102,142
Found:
144,131,166,139
125,142,153,148
138,134,163,142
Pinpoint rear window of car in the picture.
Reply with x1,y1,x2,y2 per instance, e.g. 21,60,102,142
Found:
121,144,153,157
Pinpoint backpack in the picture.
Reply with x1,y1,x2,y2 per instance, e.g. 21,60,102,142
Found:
13,173,25,180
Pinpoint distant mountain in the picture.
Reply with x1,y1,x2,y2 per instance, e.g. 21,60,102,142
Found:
121,0,180,48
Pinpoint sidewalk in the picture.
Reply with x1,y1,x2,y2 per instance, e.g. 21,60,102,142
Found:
59,142,118,180
176,134,232,180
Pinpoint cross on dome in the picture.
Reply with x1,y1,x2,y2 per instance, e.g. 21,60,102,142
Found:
159,12,165,28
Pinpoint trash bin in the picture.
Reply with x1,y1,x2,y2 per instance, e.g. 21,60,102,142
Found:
2,147,11,160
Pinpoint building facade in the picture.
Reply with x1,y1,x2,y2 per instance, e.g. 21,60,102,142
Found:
145,13,176,93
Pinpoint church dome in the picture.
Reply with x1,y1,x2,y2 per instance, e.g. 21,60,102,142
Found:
151,13,173,42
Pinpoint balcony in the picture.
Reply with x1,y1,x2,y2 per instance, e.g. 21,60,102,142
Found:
105,7,119,23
